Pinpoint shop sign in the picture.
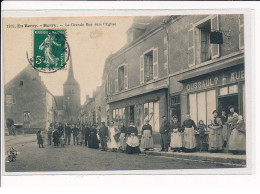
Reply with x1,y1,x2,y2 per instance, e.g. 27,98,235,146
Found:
186,70,244,92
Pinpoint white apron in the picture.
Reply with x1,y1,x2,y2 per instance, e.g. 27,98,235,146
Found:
108,127,118,149
228,129,246,151
183,127,196,149
126,134,139,147
140,130,154,149
170,129,183,148
208,128,223,151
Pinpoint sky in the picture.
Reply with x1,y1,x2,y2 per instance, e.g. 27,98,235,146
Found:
3,16,133,105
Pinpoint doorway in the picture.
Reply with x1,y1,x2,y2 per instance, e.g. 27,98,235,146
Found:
218,95,239,115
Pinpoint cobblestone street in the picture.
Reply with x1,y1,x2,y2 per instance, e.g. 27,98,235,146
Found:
4,135,240,172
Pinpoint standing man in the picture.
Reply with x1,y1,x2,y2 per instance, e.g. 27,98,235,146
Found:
58,123,64,137
83,124,90,147
72,124,79,145
65,123,72,145
99,122,109,151
160,115,170,152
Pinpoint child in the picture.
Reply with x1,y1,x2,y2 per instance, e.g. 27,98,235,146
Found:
59,137,65,147
36,130,44,148
197,120,207,152
169,116,183,152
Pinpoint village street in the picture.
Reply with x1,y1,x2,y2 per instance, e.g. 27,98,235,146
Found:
4,134,240,172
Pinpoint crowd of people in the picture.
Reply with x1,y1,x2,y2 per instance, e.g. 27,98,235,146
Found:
36,105,246,155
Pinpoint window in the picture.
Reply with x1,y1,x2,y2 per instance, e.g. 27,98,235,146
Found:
198,20,212,62
239,14,244,49
189,90,216,127
115,64,128,92
24,111,31,122
112,108,126,121
219,84,238,96
118,66,125,91
6,94,16,105
189,15,220,66
20,80,23,86
144,101,160,132
140,48,158,83
144,51,154,82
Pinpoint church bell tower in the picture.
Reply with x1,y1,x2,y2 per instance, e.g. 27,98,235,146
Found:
63,56,81,123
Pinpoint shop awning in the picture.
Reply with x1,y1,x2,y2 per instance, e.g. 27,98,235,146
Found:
178,54,244,83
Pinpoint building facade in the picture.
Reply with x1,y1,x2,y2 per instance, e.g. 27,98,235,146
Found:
4,65,57,131
100,14,244,141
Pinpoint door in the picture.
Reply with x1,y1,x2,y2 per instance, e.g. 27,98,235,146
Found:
218,95,239,114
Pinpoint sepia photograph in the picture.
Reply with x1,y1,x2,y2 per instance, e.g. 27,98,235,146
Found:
2,12,249,173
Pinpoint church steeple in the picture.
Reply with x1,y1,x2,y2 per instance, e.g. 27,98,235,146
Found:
64,56,78,85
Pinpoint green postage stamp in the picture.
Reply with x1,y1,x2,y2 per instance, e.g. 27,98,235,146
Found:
33,29,67,70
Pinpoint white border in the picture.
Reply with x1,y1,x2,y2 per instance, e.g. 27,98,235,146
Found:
0,1,256,182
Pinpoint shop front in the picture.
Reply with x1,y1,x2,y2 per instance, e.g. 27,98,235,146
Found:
179,64,245,127
108,85,168,144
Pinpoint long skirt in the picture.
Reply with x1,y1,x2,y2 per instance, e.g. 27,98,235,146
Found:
140,130,154,149
119,133,127,150
108,136,118,149
183,127,196,149
170,132,183,148
228,129,246,152
208,129,223,151
88,134,99,149
126,135,140,154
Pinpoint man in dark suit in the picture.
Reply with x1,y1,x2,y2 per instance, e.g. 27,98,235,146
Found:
83,124,90,146
160,115,170,152
65,123,72,145
99,122,109,151
72,124,79,145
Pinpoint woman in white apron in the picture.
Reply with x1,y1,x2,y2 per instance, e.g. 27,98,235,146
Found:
108,122,119,152
169,116,183,152
182,114,197,152
208,110,223,153
118,122,127,152
140,119,154,151
126,121,140,154
228,115,246,155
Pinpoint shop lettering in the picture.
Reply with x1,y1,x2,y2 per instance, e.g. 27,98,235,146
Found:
187,77,218,91
230,70,244,82
186,70,244,92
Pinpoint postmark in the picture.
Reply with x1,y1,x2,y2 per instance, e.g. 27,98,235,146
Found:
27,29,70,73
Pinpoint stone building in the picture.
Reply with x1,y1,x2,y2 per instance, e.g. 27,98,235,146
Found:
4,65,56,131
81,95,95,125
101,14,245,142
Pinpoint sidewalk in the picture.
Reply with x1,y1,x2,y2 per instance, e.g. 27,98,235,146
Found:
141,145,246,166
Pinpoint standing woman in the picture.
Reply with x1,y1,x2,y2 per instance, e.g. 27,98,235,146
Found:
109,121,119,152
182,114,197,152
140,119,154,151
126,121,141,154
227,105,238,142
208,110,223,153
228,115,246,155
170,116,183,152
118,122,127,152
88,124,99,149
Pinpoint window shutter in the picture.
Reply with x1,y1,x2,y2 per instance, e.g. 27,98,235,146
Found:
211,15,220,59
153,47,158,79
124,63,128,89
188,28,195,66
140,55,144,84
115,68,118,92
239,14,244,49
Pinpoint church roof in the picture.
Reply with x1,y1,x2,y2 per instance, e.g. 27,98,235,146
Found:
64,56,79,85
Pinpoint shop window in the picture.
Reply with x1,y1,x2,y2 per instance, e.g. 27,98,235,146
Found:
170,95,181,120
189,90,216,127
144,101,160,132
219,84,238,96
112,108,126,121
